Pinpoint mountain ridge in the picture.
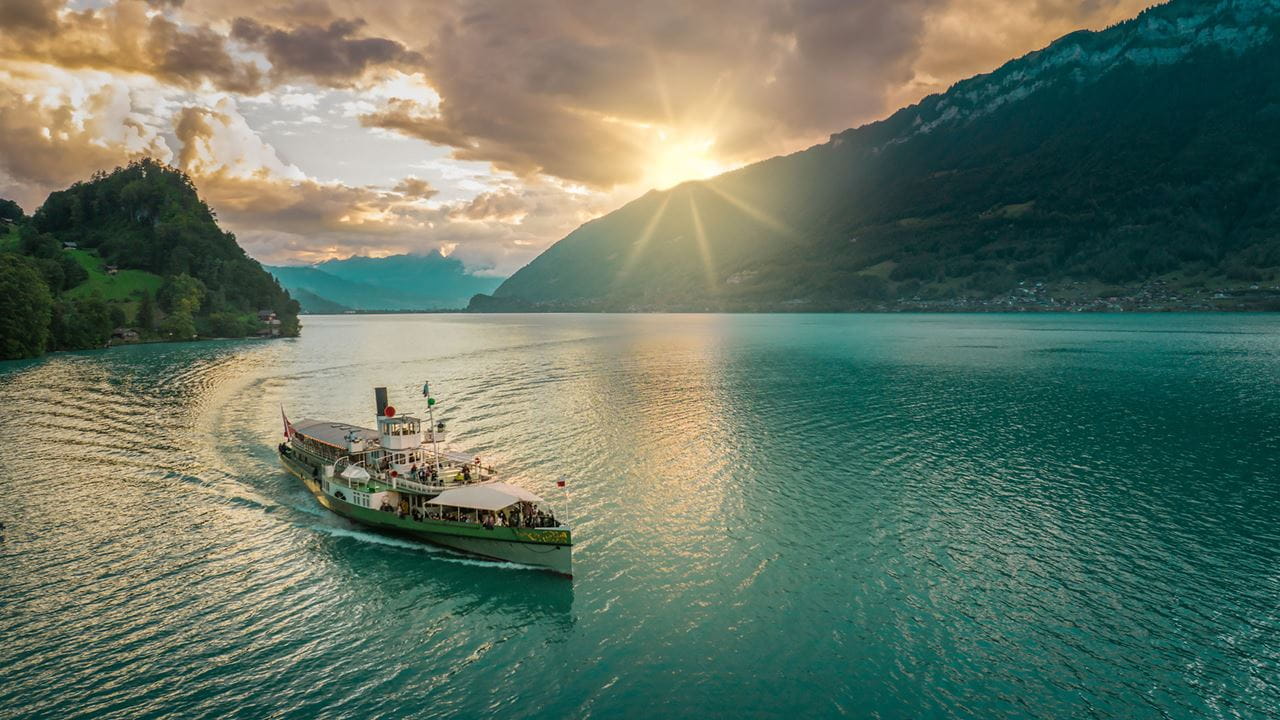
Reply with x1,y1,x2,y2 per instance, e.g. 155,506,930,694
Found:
472,0,1280,312
269,251,502,312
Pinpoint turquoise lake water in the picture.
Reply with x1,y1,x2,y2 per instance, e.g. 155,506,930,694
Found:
1,313,1277,719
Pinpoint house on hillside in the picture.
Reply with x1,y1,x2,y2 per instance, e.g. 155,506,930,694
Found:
256,309,282,337
62,241,78,250
111,327,140,343
105,265,118,276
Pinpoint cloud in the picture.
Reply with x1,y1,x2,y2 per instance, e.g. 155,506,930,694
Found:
449,189,525,222
392,176,438,200
0,0,59,31
0,0,1162,272
0,64,174,208
0,0,265,93
0,2,426,94
159,95,600,271
350,0,951,189
174,98,305,180
229,16,425,86
354,0,1155,190
197,172,608,272
279,90,320,108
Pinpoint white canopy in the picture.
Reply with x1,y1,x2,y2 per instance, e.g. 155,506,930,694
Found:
427,483,542,511
340,464,370,481
484,482,543,503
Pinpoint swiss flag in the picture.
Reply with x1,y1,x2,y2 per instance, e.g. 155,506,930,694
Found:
556,479,566,488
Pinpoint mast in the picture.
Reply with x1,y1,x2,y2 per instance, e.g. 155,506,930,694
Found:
425,381,441,475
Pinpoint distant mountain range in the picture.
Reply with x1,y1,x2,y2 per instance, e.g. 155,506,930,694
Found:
471,0,1280,312
269,252,502,312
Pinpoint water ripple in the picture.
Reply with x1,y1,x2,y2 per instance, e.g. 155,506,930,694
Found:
1,314,1278,719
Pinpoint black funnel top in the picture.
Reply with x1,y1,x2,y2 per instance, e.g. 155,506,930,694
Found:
374,387,388,416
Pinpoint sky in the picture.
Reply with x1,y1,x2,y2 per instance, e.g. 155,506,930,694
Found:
0,0,1156,275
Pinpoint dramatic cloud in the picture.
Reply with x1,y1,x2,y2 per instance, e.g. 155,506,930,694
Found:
0,64,174,207
360,0,945,188
0,0,264,93
174,99,304,180
229,16,425,86
0,0,1160,273
0,0,59,31
354,0,1154,190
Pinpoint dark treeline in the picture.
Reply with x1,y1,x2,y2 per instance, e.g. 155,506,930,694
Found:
0,160,299,360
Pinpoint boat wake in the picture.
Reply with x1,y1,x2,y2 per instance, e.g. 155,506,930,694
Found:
309,525,545,573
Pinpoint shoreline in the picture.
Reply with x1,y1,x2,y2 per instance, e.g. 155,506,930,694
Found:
461,303,1280,314
1,333,296,365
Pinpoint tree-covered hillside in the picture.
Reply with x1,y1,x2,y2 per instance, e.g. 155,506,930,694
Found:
475,0,1280,312
0,160,299,360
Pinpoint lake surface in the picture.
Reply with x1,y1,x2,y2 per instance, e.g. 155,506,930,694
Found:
1,313,1278,719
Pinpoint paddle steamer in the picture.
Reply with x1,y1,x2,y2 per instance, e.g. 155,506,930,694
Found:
278,386,572,575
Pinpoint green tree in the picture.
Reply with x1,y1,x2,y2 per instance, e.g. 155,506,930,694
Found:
60,253,88,289
35,257,65,293
0,254,54,359
0,198,22,223
18,226,60,259
199,311,255,338
136,290,155,330
158,273,206,315
159,310,197,340
158,273,204,339
49,296,113,351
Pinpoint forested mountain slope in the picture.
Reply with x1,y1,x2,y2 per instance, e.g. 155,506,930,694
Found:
474,0,1280,312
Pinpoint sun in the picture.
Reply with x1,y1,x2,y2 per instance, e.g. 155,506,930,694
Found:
643,131,728,190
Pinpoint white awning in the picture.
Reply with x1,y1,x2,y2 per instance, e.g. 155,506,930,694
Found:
341,465,370,481
484,482,543,503
427,484,537,511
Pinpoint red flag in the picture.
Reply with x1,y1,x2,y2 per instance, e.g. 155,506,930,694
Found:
281,407,294,439
556,479,566,488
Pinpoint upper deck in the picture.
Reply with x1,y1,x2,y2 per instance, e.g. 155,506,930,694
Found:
289,417,498,495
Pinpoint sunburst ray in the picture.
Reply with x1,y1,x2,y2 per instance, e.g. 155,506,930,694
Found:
703,182,794,238
615,193,672,287
688,194,717,293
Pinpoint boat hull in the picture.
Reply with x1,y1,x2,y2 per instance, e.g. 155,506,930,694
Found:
281,451,572,576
